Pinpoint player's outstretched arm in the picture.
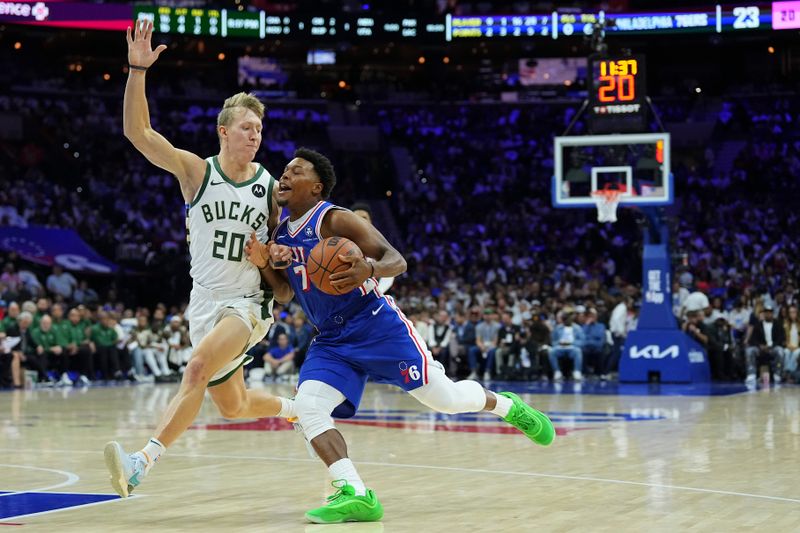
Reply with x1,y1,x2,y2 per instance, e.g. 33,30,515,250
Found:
323,209,407,293
245,233,294,304
123,20,205,202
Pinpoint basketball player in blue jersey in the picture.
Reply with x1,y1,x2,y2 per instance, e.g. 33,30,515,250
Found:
246,148,555,524
103,20,295,499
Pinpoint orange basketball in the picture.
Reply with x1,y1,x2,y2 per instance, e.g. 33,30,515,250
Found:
307,236,364,295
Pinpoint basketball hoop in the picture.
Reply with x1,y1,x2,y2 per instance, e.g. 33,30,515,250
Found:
591,185,626,223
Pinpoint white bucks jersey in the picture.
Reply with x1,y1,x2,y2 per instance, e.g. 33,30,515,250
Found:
187,156,274,291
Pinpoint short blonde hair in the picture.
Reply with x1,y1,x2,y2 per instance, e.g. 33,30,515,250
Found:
216,92,265,130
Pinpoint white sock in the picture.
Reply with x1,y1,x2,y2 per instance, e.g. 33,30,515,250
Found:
328,458,367,496
489,392,513,418
278,396,296,419
140,437,166,472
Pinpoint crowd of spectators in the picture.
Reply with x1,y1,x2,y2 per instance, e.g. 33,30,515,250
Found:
0,253,317,388
1,57,799,388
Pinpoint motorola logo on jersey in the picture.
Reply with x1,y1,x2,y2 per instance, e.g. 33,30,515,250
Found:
252,184,266,197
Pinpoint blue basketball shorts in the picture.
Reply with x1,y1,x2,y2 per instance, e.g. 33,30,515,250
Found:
298,297,434,418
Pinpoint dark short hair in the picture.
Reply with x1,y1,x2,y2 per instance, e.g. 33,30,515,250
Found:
294,147,336,199
350,202,372,217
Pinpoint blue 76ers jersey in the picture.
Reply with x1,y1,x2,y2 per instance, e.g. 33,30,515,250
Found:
273,201,382,332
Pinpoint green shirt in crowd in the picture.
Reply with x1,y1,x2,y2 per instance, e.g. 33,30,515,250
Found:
30,327,59,351
33,311,46,329
64,321,88,346
90,324,118,347
51,319,72,347
0,316,17,333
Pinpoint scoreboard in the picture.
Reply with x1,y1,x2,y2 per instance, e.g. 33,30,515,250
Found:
134,7,222,36
0,2,798,40
132,6,445,41
588,56,648,133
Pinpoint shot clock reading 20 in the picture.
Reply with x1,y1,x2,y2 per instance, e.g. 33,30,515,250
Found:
588,55,648,133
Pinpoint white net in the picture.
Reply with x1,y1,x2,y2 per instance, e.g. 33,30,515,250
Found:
592,191,622,223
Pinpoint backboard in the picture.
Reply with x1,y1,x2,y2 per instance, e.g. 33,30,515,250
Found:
552,132,672,208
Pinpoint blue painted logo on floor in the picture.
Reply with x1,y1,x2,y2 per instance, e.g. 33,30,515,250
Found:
0,491,119,520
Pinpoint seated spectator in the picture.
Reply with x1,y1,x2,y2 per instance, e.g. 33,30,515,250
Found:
745,303,785,385
494,312,523,380
13,311,50,384
64,307,94,385
46,265,77,300
291,312,314,370
129,315,155,380
1,302,20,332
73,280,99,306
264,332,295,381
268,309,294,348
476,309,501,381
412,310,433,347
148,318,174,381
581,308,609,377
1,263,21,298
91,311,123,380
109,313,135,380
705,311,735,381
782,305,800,382
427,310,452,368
521,308,551,379
453,309,481,380
607,297,631,377
683,309,709,350
31,314,70,385
165,315,191,372
17,267,43,299
33,297,50,328
728,297,752,344
0,304,23,387
549,310,585,382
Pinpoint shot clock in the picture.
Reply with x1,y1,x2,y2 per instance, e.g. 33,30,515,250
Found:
588,55,648,133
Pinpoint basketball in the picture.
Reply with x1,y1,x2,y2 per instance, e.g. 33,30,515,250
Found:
307,236,363,295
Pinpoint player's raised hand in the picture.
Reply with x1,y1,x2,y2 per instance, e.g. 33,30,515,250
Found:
126,19,167,68
245,232,269,269
329,255,371,293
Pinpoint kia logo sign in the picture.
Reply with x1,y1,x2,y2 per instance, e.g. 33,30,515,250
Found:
629,345,680,359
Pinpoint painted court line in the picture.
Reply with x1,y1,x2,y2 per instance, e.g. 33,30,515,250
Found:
0,465,79,496
1,448,798,505
1,493,141,521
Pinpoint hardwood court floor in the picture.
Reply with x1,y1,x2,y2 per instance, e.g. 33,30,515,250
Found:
2,380,800,532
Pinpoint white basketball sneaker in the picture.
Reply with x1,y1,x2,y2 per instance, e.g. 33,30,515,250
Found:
104,442,148,498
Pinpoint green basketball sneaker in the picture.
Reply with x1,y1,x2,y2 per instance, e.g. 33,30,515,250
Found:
499,392,555,446
305,480,384,524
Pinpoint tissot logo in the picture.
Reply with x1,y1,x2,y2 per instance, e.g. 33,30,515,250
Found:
0,2,49,21
629,345,680,360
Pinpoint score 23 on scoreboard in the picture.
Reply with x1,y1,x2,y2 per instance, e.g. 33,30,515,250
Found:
588,56,647,133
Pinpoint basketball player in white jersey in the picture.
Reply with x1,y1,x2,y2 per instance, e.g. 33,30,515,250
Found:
103,20,295,498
